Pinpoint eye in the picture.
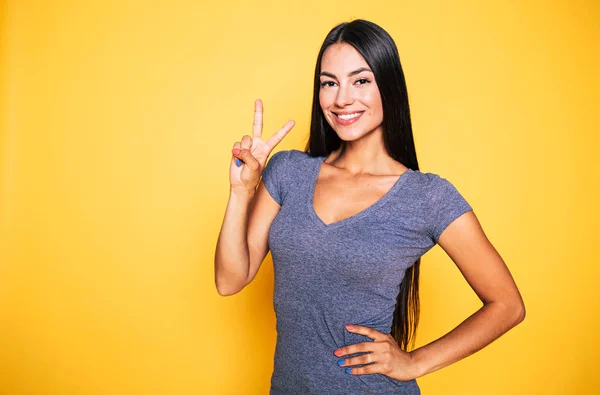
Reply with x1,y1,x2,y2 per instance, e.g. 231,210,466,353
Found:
320,81,336,87
356,78,370,85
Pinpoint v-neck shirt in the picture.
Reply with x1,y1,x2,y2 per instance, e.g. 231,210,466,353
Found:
308,155,413,230
261,149,473,395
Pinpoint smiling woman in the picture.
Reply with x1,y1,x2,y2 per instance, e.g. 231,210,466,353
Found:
214,19,525,395
319,54,383,132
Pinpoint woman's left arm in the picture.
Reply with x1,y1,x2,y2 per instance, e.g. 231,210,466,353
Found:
409,209,526,378
336,210,525,380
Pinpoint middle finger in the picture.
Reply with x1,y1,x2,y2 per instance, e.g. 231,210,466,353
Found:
337,353,375,367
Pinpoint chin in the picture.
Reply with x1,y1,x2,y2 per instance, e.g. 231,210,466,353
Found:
337,134,364,142
331,127,370,141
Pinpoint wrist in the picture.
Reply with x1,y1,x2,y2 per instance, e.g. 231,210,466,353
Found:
230,185,256,200
408,348,429,379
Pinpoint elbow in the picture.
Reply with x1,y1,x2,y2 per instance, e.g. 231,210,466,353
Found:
505,298,526,326
512,290,526,325
487,298,526,327
514,301,526,325
216,288,236,297
216,284,241,297
215,276,246,297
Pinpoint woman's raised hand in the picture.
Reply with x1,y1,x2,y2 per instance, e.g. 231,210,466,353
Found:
230,99,295,192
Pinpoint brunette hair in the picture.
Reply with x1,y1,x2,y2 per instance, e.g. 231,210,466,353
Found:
305,19,420,350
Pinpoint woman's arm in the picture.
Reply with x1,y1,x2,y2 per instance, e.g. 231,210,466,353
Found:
214,100,294,296
214,181,280,296
335,210,525,380
409,210,526,377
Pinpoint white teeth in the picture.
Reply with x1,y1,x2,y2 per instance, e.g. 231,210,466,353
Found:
337,112,362,120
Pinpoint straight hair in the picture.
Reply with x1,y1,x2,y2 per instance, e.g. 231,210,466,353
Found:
304,19,421,351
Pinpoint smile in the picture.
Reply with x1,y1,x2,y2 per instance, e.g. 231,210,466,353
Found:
333,111,364,126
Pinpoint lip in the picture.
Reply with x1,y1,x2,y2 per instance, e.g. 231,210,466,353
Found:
332,111,364,126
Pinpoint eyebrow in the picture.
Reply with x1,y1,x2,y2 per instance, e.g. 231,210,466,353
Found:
319,67,372,79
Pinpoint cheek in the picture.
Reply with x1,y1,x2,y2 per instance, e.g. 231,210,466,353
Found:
319,90,332,109
364,91,383,117
361,90,380,106
319,93,336,123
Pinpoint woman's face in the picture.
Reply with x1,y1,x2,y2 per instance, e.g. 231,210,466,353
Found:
319,42,384,142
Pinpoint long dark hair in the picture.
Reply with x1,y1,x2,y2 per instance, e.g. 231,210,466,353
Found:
304,19,421,351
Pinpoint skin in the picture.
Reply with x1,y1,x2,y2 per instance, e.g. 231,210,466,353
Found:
315,43,411,224
215,42,526,382
214,99,294,296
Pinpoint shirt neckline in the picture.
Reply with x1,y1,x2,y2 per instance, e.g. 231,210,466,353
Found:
307,155,413,230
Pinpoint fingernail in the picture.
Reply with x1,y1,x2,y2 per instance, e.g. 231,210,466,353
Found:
337,360,344,366
346,325,354,330
236,159,242,167
345,368,352,374
334,350,342,356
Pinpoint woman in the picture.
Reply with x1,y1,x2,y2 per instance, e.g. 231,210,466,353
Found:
215,19,525,395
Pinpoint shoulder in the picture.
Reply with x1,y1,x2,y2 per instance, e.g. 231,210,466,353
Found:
405,169,470,210
405,169,454,196
275,149,316,161
266,149,320,172
262,149,319,205
410,170,472,242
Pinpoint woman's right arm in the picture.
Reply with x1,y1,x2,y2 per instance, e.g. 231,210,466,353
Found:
214,99,294,296
214,180,280,296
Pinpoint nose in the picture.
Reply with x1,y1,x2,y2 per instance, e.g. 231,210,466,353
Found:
334,83,353,107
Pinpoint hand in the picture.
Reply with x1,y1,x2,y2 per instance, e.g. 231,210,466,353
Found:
333,325,421,381
229,99,295,192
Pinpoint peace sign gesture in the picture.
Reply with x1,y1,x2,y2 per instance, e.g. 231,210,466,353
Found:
230,99,295,192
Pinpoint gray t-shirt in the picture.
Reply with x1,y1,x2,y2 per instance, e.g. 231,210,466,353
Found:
261,149,473,395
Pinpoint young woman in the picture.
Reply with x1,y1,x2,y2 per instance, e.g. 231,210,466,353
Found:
215,19,525,395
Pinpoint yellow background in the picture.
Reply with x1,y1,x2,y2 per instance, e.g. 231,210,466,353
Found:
1,0,598,394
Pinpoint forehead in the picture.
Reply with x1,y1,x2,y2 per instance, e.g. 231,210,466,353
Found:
320,43,369,73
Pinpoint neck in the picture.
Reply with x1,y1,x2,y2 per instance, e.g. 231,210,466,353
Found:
326,128,399,175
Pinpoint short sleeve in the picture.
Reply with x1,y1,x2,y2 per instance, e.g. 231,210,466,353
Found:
261,150,290,205
427,176,473,244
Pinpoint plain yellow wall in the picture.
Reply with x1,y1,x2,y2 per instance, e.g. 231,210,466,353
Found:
1,1,599,394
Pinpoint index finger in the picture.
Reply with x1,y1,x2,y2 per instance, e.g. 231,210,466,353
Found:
253,99,263,139
266,120,295,151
